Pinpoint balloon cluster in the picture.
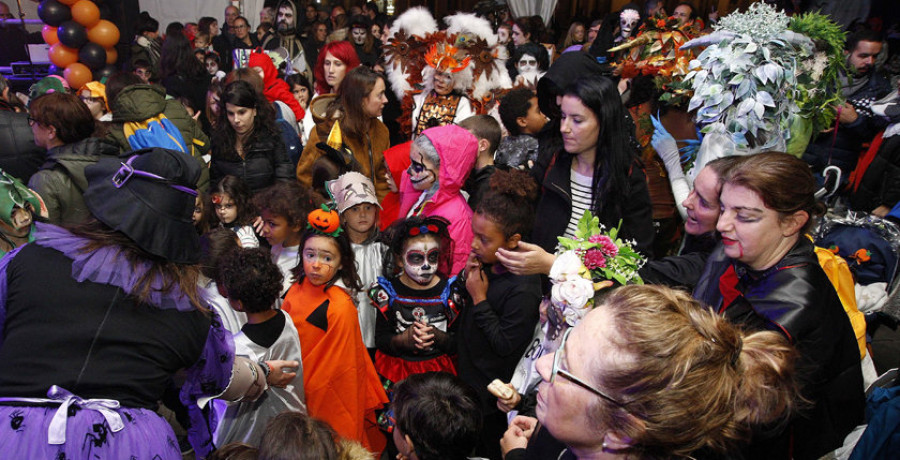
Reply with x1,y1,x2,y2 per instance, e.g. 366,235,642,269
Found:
39,0,119,89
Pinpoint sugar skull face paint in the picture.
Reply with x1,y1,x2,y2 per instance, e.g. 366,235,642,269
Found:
517,53,538,74
407,145,437,191
351,27,367,45
400,236,440,286
619,9,640,40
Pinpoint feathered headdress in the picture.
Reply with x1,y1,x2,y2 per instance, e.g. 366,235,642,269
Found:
424,42,471,73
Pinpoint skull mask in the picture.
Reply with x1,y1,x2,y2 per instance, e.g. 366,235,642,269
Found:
618,9,640,40
402,236,441,286
351,27,367,45
516,53,538,74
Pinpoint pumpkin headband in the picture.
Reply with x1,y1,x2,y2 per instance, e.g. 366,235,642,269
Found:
307,204,344,237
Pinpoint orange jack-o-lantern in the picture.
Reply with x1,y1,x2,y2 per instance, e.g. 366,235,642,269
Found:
308,206,341,234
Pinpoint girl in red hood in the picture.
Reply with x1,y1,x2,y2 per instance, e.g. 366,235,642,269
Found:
248,51,305,121
379,141,412,231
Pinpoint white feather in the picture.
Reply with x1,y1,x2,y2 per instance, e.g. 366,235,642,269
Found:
444,12,498,47
388,7,438,39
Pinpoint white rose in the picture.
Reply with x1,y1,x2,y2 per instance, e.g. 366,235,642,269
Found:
550,251,584,283
550,277,595,312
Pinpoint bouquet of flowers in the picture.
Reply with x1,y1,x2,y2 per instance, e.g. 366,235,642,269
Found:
546,212,645,331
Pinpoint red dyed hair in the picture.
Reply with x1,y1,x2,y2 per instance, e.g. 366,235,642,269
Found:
313,41,361,95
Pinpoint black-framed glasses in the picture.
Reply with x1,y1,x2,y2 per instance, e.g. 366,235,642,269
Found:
551,327,631,410
26,117,40,127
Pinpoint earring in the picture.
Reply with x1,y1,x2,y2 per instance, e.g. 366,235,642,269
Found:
602,441,608,450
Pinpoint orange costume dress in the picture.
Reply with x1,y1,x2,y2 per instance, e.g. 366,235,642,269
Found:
282,278,388,453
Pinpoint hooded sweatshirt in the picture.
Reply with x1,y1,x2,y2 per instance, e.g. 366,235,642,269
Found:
398,125,477,274
248,52,306,121
379,141,411,230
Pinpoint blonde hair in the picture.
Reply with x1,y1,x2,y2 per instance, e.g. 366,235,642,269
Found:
593,285,799,458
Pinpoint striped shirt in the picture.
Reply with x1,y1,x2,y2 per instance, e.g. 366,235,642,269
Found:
564,168,594,239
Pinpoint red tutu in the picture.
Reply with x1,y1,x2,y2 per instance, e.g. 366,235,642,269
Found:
375,352,456,383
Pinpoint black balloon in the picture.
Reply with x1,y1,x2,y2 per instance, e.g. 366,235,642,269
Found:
38,0,72,27
94,64,117,81
78,43,107,70
57,21,88,48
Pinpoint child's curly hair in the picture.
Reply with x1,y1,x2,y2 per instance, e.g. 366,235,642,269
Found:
476,169,539,238
252,181,324,227
218,247,284,313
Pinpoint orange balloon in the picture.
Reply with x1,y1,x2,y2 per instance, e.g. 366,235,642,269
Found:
59,0,80,5
42,25,59,46
87,20,120,48
105,46,117,65
64,63,93,89
71,0,100,28
49,43,79,68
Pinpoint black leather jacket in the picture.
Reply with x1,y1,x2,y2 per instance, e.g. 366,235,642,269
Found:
693,237,864,459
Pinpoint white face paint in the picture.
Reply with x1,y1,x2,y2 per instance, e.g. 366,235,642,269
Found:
619,9,640,40
401,236,441,286
517,53,538,74
497,27,509,44
351,27,367,45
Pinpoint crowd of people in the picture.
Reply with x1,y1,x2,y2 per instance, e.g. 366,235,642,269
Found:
0,0,898,459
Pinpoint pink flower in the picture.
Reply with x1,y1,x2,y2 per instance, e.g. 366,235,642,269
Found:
590,235,618,257
583,248,607,269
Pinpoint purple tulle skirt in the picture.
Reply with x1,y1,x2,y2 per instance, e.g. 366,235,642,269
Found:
0,405,181,459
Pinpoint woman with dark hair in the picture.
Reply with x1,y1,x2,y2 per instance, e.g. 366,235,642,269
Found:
160,33,211,126
512,16,536,48
687,152,864,459
296,66,389,199
0,148,297,459
198,16,220,38
496,76,654,275
312,40,361,97
210,80,293,193
27,92,120,226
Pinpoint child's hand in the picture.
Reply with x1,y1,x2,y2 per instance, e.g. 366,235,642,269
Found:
252,216,264,234
495,383,522,413
465,262,489,304
266,359,300,388
412,321,435,350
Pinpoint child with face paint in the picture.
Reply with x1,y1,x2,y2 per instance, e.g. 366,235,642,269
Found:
367,215,465,431
454,169,543,459
211,175,260,249
327,172,389,353
281,208,389,453
399,125,478,275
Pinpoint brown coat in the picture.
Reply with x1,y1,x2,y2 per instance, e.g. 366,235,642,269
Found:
296,94,391,200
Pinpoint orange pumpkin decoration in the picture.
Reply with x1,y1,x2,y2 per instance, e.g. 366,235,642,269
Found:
308,206,341,234
853,248,871,263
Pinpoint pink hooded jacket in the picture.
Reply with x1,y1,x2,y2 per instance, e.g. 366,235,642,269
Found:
398,125,478,275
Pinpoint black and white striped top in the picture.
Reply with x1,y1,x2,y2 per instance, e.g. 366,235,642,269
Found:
564,168,594,239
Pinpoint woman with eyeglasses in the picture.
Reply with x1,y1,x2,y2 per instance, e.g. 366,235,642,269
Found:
502,285,800,459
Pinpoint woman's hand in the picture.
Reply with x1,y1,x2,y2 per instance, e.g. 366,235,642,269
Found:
500,416,538,457
495,241,556,276
266,359,300,388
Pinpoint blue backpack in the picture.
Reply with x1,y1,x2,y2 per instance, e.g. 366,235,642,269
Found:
123,114,187,153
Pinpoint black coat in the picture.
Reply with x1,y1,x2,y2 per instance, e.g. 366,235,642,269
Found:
850,134,900,212
0,110,44,182
693,238,864,459
530,151,655,258
210,135,293,193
